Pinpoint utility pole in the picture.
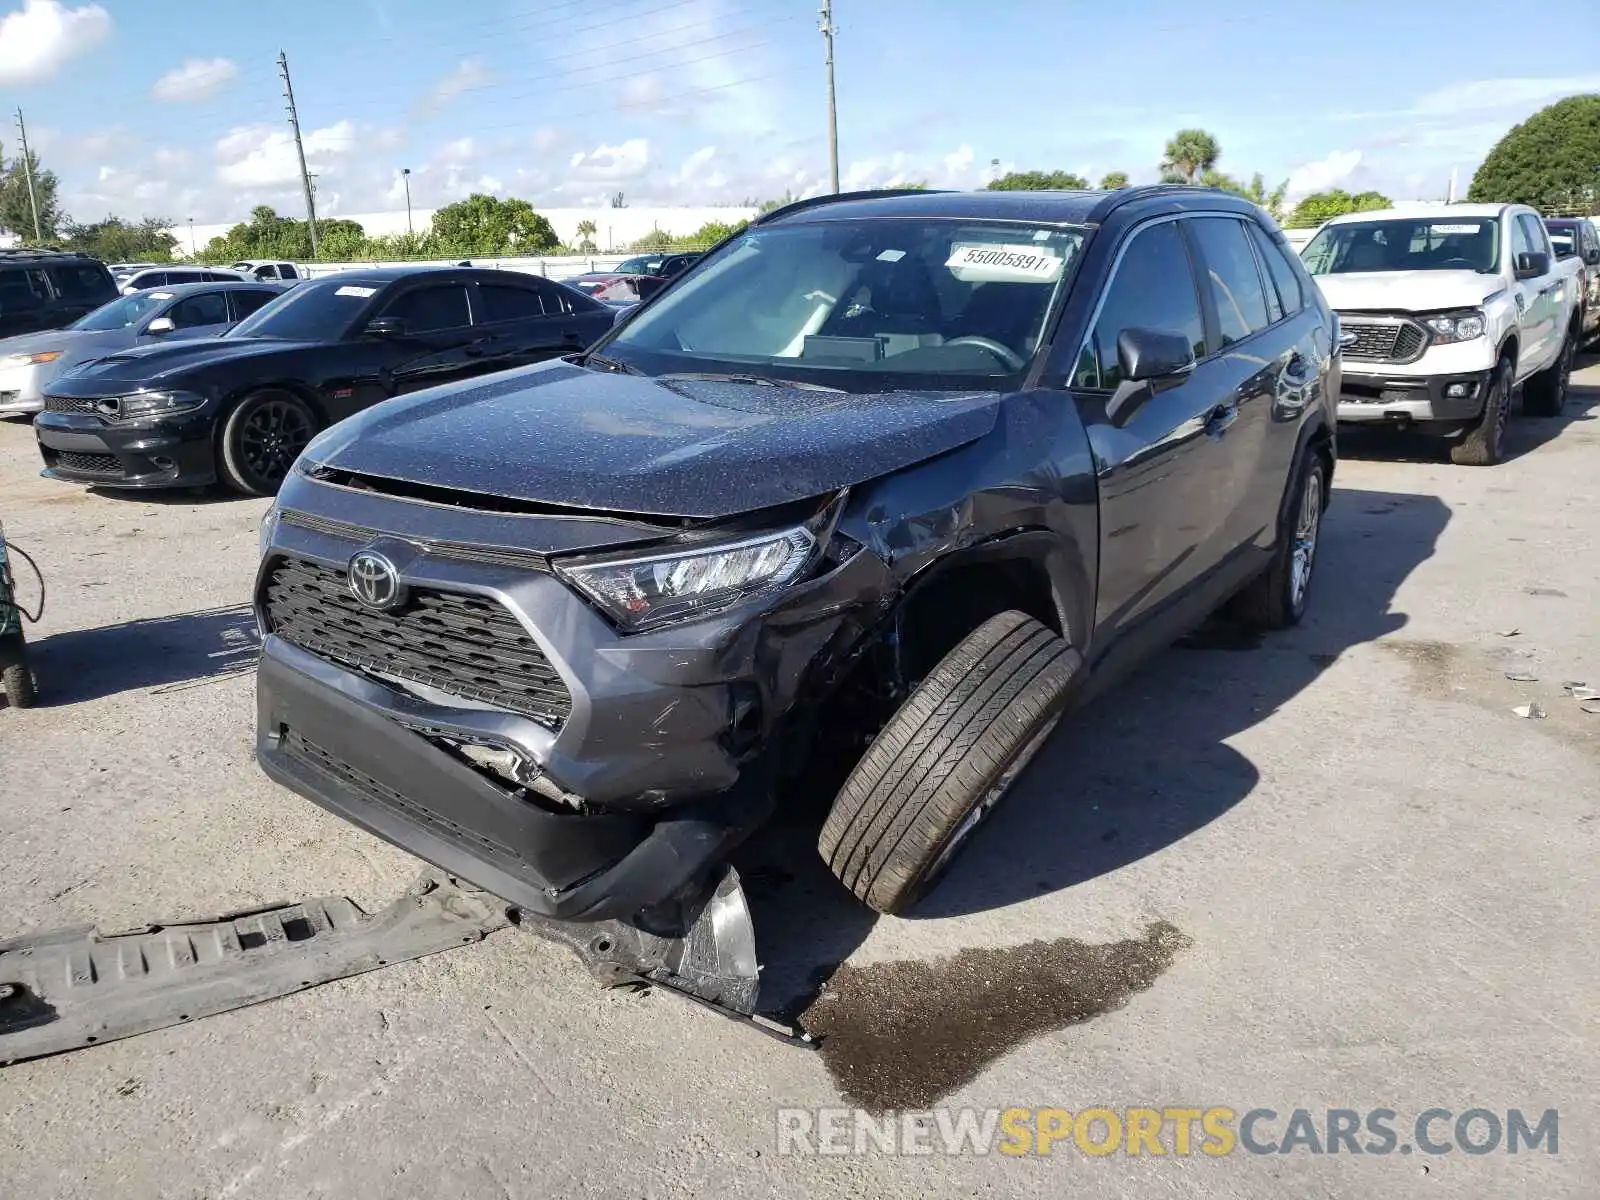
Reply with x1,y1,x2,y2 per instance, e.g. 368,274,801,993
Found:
819,1,839,193
401,168,413,234
277,50,319,258
13,109,43,243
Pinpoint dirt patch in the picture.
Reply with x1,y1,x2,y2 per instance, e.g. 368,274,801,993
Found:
1379,638,1461,693
800,922,1190,1112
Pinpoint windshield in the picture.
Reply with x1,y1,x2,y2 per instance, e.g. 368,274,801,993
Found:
68,291,168,332
227,278,372,340
1302,218,1500,275
613,256,663,276
1545,226,1576,257
604,219,1085,390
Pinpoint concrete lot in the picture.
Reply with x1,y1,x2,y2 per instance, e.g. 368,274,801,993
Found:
1,366,1596,1198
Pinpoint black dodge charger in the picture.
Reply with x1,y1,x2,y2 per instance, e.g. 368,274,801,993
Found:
35,266,616,495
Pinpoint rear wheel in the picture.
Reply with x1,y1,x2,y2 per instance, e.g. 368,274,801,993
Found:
817,611,1076,914
218,390,318,496
1231,448,1326,629
1522,333,1574,417
2,661,37,708
1450,357,1511,466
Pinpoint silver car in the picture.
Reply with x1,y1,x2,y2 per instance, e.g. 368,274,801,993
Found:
0,281,287,417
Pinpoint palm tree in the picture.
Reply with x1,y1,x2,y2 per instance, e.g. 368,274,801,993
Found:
1160,129,1221,184
575,218,597,252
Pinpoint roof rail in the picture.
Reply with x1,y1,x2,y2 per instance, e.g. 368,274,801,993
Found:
752,187,954,226
0,247,94,259
1085,183,1247,223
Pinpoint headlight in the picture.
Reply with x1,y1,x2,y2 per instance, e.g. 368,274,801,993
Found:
1421,309,1485,344
0,350,62,368
258,504,280,559
557,526,816,632
103,390,208,421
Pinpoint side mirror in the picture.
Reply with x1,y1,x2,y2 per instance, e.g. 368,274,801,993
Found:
1514,251,1550,279
364,316,406,338
1585,249,1600,266
145,316,176,335
1104,327,1196,425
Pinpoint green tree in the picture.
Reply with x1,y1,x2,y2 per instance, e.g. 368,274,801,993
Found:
986,170,1089,191
1099,171,1129,190
315,219,370,260
1198,169,1290,220
1467,94,1600,213
755,190,797,214
0,142,63,243
1160,128,1221,184
575,218,598,252
1285,188,1392,229
429,193,559,254
60,215,177,262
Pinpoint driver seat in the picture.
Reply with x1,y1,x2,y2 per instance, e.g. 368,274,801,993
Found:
944,282,1040,357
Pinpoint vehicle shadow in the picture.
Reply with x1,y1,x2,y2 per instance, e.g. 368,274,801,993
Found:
20,603,260,706
738,484,1449,1016
1340,351,1600,464
84,485,243,506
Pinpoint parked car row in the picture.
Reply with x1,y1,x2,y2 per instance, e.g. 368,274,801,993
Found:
567,251,702,303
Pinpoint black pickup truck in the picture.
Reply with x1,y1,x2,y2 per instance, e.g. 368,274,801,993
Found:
1544,216,1600,345
35,266,615,495
253,186,1339,1024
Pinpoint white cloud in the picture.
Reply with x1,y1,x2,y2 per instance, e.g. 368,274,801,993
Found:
215,120,359,188
1286,149,1362,200
530,127,564,154
422,58,490,111
0,0,110,85
437,136,478,165
1410,75,1600,117
151,57,238,103
569,138,650,182
672,145,717,186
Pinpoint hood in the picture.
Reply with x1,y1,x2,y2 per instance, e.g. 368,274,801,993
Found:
0,327,131,361
308,361,1004,518
50,337,310,389
1314,270,1504,314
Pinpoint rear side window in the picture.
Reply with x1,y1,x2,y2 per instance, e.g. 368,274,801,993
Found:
478,283,547,322
1246,223,1303,316
169,291,230,327
230,289,278,320
279,264,299,279
1189,217,1271,347
1075,219,1205,389
52,264,115,301
0,267,52,309
383,284,471,332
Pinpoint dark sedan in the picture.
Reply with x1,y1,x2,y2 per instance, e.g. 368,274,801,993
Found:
34,267,615,495
566,252,701,303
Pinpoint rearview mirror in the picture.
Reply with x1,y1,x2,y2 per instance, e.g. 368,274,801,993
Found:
1105,327,1196,425
364,316,406,338
1514,251,1549,279
145,316,176,335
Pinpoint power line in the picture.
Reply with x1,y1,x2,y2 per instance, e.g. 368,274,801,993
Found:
278,50,320,256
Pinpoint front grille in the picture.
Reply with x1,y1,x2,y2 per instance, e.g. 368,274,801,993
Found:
261,556,572,729
1339,317,1429,364
44,395,102,415
52,450,122,475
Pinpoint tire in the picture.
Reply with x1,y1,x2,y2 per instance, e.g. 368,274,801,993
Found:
2,661,37,708
1230,448,1327,630
1522,333,1574,418
817,611,1076,914
217,390,319,496
1450,356,1512,466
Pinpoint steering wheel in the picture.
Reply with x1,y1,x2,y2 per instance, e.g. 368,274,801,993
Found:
943,335,1025,370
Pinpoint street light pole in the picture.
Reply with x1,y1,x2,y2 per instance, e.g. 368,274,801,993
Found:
187,217,196,256
402,168,413,235
819,0,839,194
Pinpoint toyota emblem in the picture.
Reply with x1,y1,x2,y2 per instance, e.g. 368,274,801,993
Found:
347,550,405,611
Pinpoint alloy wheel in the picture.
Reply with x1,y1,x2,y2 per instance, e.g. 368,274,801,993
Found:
1290,468,1322,611
239,400,313,485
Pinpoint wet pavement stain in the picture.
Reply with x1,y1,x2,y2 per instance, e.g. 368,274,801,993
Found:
799,922,1190,1113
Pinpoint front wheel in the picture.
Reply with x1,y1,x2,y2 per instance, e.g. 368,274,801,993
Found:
218,390,318,496
1449,358,1511,466
2,660,37,708
817,611,1077,915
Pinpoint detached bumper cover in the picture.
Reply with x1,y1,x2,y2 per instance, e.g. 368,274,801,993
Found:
34,408,217,487
1335,368,1493,424
256,639,760,922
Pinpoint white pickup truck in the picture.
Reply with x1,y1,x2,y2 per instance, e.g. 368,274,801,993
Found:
1301,203,1582,465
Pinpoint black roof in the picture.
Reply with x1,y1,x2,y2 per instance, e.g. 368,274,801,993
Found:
756,185,1264,229
303,264,498,286
0,248,105,265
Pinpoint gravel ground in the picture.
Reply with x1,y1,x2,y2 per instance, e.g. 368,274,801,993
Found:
1,364,1596,1199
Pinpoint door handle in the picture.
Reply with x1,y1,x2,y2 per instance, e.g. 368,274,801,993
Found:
1205,403,1238,435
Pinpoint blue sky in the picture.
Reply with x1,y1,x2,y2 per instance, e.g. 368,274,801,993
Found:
3,0,1598,225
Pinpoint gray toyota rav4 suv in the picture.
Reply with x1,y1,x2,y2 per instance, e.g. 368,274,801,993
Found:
254,186,1339,1030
